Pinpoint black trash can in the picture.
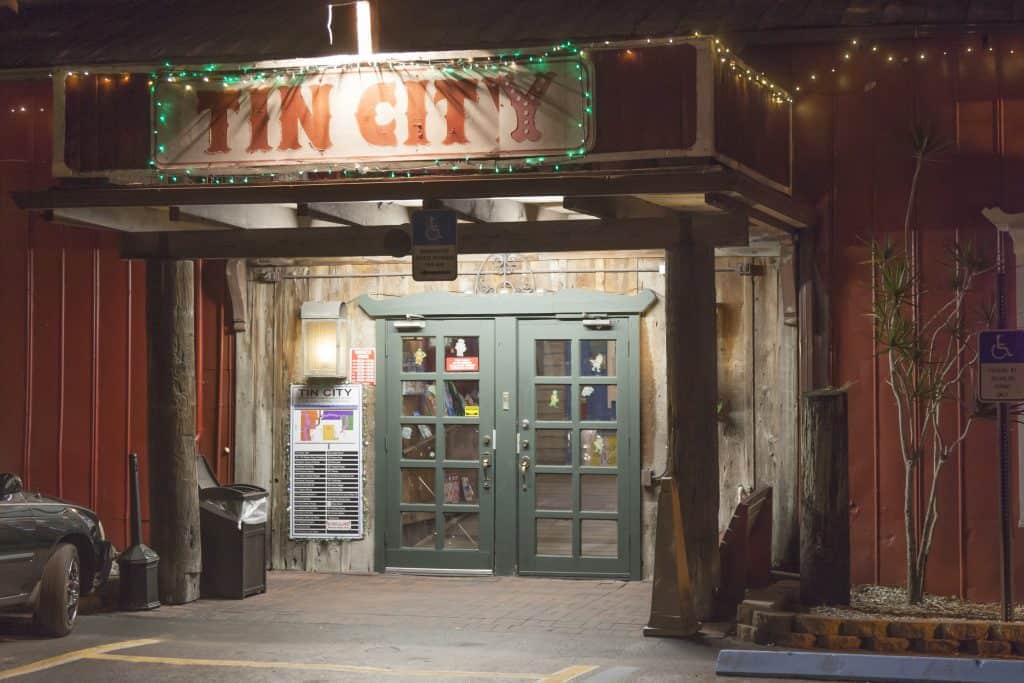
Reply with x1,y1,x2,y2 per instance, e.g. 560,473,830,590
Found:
197,455,268,599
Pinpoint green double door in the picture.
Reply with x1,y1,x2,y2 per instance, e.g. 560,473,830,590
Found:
384,317,634,577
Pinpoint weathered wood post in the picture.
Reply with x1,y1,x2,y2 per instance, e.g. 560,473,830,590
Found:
800,388,849,605
146,258,202,604
664,215,720,620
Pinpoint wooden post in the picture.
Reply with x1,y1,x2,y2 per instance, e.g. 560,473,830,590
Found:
664,216,720,620
146,258,202,604
800,389,849,605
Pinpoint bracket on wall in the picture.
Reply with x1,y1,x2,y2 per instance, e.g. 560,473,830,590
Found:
225,259,248,333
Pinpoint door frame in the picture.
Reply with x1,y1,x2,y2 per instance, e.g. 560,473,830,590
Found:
363,290,654,578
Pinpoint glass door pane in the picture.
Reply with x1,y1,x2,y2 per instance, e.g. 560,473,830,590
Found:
517,319,631,577
386,320,495,571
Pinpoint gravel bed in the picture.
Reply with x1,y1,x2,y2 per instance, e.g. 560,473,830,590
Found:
810,584,1024,622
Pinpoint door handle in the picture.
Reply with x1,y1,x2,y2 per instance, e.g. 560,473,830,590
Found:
481,456,491,490
519,455,531,491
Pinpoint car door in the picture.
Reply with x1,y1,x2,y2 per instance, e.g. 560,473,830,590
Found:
0,494,39,601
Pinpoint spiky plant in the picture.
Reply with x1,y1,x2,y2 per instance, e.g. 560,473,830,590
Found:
869,123,993,604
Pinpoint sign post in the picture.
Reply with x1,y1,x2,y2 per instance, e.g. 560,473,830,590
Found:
979,323,1022,622
411,209,458,281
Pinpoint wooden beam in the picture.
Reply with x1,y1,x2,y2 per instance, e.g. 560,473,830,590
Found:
225,259,247,333
692,209,749,247
705,191,799,235
733,174,817,229
121,217,682,259
428,197,530,222
563,195,674,219
14,167,736,209
174,203,310,229
304,201,412,227
664,215,720,619
146,259,202,604
52,206,217,232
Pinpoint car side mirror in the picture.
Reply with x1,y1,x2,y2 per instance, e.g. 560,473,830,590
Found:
0,473,24,497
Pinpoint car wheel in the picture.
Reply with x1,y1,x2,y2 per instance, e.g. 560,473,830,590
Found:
34,543,80,637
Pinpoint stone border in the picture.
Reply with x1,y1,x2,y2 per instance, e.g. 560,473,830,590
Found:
736,602,1024,658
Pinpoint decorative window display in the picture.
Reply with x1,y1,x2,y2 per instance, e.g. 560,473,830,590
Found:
445,336,480,372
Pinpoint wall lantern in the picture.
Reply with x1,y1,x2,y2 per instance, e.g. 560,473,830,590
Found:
301,302,349,378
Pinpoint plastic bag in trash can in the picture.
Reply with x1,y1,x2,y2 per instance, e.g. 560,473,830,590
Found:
239,497,267,529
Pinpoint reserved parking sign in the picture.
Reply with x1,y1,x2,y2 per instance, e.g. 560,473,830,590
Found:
978,329,1024,402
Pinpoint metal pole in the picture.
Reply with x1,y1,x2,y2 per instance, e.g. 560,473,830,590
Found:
129,452,143,549
997,236,1014,622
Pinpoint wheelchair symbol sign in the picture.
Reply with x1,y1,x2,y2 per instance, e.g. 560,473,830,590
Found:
979,330,1024,402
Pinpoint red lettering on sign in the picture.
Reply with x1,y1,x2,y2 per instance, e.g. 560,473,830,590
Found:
356,83,397,147
434,79,479,145
483,77,502,111
278,85,333,151
246,88,272,153
496,72,555,142
196,90,241,153
403,80,429,146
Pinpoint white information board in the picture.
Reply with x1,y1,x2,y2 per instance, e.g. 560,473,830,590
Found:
289,383,363,539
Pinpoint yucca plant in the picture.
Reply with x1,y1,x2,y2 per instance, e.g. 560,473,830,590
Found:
869,123,993,605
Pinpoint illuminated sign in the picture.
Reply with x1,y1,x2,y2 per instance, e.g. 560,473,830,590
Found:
153,56,594,169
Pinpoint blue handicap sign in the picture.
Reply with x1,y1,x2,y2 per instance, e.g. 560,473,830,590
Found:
410,210,458,281
979,329,1024,402
979,330,1024,364
411,210,457,246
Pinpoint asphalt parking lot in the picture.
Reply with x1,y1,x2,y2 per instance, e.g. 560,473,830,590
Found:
0,572,803,682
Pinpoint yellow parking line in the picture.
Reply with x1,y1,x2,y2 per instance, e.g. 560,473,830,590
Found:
0,638,161,680
538,666,599,683
87,653,549,679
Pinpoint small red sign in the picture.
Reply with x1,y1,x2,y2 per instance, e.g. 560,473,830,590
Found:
446,356,479,372
350,347,376,385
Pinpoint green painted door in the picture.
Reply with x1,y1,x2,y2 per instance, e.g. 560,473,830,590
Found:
516,319,633,577
385,320,495,570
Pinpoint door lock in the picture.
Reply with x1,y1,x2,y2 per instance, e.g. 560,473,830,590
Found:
519,455,531,491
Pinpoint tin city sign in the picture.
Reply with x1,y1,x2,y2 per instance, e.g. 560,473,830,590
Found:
153,56,594,169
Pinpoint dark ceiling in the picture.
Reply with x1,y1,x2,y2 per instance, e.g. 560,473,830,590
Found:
1,1,1022,69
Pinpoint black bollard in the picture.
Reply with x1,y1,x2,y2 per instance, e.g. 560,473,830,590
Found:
118,452,160,610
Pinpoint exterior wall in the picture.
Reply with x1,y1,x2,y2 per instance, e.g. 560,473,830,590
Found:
236,249,795,577
749,35,1024,601
236,252,669,575
0,79,235,550
716,253,800,569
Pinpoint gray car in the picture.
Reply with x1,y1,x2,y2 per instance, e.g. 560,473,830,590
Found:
0,473,113,636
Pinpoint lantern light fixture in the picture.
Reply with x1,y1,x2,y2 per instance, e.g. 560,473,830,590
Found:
301,301,349,378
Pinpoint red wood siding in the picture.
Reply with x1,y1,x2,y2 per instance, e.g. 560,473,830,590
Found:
64,73,150,172
714,50,791,188
590,45,697,154
749,35,1024,601
0,80,234,550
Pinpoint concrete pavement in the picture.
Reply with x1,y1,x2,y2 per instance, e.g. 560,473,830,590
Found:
0,572,810,682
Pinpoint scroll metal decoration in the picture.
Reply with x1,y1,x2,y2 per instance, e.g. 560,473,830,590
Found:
474,253,536,294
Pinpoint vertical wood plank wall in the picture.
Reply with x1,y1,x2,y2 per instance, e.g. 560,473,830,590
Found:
750,35,1024,601
0,80,234,550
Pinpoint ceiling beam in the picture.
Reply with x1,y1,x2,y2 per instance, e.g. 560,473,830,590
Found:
303,201,413,227
121,217,687,260
51,206,219,232
427,197,528,222
705,191,797,235
562,195,675,219
173,203,311,229
732,175,816,228
14,167,736,210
